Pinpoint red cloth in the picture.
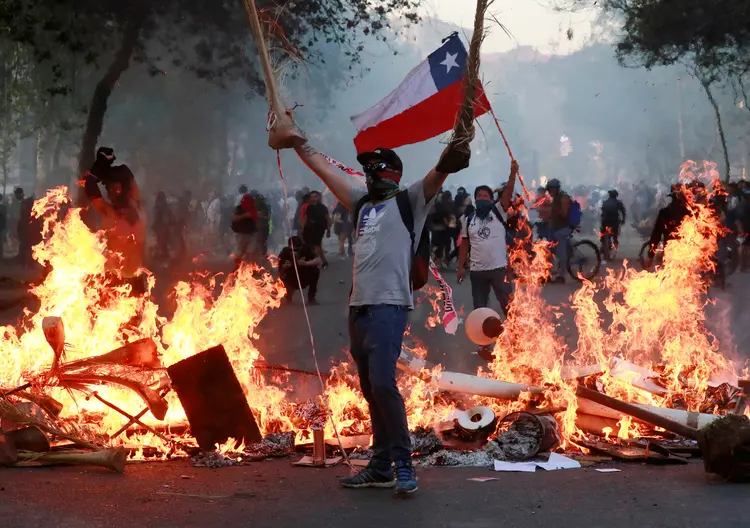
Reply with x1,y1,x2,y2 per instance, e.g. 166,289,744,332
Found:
300,203,310,222
240,194,257,220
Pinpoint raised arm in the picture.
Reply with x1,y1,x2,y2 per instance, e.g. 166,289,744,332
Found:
294,142,363,211
80,172,116,224
499,160,519,211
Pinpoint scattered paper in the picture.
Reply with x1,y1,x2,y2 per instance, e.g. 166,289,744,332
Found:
467,477,499,482
493,460,537,472
595,468,622,473
536,452,581,471
493,453,582,473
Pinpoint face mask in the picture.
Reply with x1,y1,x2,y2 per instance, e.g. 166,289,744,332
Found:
474,199,493,219
366,174,400,199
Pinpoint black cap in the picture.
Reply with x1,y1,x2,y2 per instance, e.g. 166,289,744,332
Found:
356,148,403,172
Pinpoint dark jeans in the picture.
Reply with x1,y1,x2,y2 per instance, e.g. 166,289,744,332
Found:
259,220,269,256
348,304,411,471
282,266,319,300
432,229,451,262
470,267,511,316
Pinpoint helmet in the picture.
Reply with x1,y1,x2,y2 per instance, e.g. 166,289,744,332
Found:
546,178,561,190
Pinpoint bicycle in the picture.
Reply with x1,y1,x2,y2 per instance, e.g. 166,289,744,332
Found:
639,235,741,276
600,227,620,263
564,229,601,281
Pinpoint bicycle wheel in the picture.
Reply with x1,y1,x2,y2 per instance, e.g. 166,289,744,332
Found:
567,239,601,281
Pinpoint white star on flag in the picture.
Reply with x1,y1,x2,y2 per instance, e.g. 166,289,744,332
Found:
440,52,459,73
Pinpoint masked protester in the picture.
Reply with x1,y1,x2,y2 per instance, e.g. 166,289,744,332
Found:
456,162,518,361
81,147,147,295
278,235,321,304
288,109,468,496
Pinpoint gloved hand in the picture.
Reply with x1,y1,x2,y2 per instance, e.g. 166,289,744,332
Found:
436,143,471,174
90,147,116,182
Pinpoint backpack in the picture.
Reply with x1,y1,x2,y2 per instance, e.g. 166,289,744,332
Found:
353,190,431,290
568,199,582,227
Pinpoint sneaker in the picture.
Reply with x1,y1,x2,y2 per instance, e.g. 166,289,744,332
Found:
341,466,395,489
394,460,418,496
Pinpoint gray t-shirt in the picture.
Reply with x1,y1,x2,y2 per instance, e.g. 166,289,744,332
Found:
349,180,434,309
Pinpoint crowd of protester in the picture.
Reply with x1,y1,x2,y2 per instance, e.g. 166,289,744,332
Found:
4,172,750,292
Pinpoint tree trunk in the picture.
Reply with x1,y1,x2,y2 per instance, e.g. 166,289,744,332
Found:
75,10,145,190
700,79,731,182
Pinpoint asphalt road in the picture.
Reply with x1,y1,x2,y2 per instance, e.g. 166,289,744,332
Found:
1,231,750,527
1,459,748,528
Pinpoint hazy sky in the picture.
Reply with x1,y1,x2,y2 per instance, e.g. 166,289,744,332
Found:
421,0,595,54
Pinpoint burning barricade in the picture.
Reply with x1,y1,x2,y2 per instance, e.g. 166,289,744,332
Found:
2,169,750,482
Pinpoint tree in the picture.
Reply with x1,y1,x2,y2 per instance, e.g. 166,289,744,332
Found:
553,0,750,180
0,0,422,183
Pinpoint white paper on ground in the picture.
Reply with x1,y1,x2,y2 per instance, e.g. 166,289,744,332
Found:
467,477,499,482
595,468,622,473
536,453,581,471
493,453,582,473
493,460,538,472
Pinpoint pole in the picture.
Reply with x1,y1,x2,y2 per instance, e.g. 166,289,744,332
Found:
677,78,685,160
576,385,699,440
488,108,531,202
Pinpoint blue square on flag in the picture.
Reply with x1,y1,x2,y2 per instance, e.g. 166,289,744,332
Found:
427,36,468,91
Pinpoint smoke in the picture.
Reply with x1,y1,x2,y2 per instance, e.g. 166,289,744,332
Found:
9,14,745,201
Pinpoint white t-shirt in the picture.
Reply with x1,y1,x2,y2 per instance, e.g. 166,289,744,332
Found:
462,207,508,271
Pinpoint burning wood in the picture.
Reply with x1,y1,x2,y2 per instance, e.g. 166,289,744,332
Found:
14,447,126,473
576,385,699,440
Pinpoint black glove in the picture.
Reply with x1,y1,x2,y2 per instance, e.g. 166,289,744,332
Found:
90,147,116,182
436,143,471,174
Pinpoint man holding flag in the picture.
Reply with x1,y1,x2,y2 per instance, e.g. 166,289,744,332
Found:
278,33,488,497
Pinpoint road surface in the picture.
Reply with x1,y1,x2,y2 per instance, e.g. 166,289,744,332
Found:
1,232,749,527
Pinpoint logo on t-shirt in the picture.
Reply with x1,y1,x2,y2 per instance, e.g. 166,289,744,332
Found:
478,226,491,240
358,203,386,236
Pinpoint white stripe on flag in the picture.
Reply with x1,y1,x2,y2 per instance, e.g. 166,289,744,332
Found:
349,59,437,132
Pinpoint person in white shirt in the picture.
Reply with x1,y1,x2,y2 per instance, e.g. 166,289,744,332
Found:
457,160,519,319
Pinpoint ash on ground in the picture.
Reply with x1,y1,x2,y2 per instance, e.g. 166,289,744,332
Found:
486,415,542,461
245,431,295,458
416,449,492,468
191,451,245,468
410,426,443,455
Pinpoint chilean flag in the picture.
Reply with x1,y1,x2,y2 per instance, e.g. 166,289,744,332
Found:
350,34,491,154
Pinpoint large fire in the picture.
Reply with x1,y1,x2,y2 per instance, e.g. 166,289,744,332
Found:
1,161,741,456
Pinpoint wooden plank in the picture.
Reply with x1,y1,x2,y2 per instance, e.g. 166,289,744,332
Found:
167,345,262,450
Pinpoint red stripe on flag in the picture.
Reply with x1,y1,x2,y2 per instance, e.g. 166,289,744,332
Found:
353,81,491,154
